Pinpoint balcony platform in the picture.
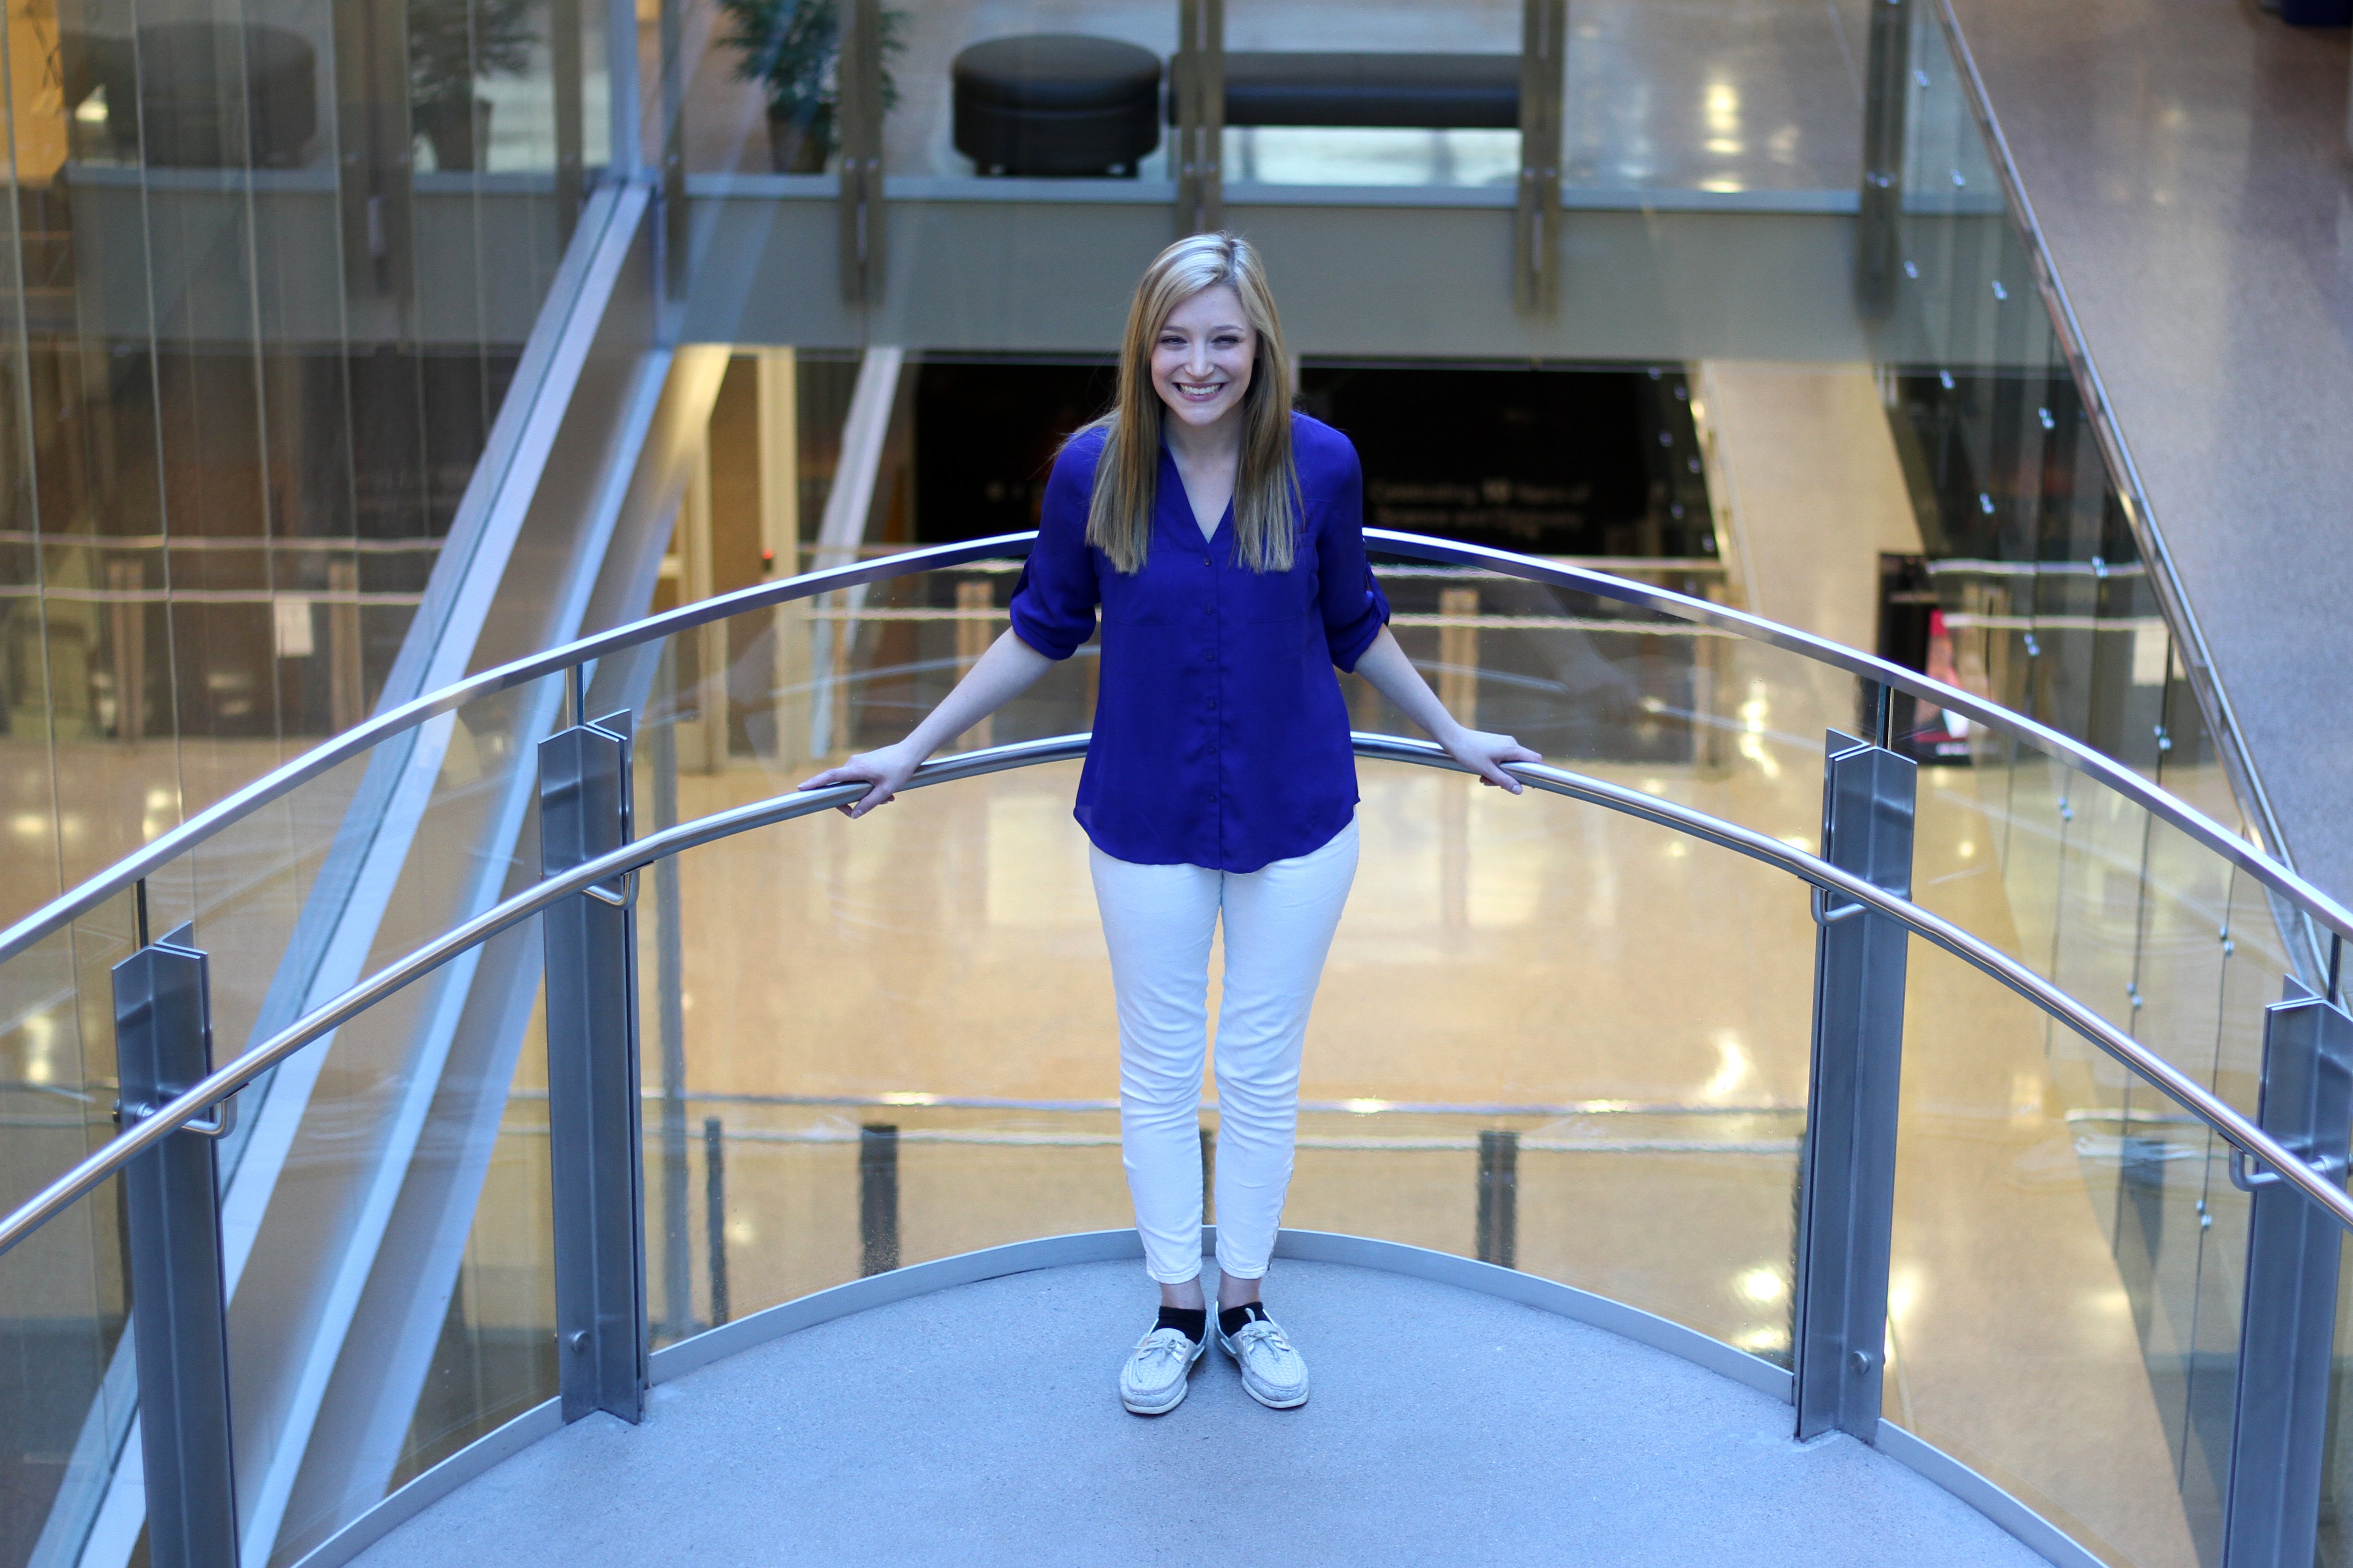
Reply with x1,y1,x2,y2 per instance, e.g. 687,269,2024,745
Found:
332,1237,2056,1568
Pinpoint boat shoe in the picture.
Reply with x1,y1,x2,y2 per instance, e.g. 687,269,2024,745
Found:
1119,1323,1207,1415
1217,1311,1309,1410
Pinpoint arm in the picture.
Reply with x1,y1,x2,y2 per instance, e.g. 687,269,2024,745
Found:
796,629,1054,817
1353,626,1540,794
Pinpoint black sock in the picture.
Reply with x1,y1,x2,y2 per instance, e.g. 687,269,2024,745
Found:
1156,1306,1206,1343
1219,1303,1269,1335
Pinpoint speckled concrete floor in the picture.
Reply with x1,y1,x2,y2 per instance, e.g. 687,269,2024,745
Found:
345,1259,2051,1568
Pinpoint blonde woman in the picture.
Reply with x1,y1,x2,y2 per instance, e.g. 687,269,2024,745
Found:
801,233,1537,1414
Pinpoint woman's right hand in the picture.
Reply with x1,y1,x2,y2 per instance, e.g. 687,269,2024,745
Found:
798,741,923,819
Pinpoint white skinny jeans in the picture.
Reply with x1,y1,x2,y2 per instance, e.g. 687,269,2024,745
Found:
1088,818,1359,1285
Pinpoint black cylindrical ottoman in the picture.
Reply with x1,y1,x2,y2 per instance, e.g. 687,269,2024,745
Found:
953,34,1162,178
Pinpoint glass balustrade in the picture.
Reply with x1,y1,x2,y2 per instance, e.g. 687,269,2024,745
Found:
2,530,2349,1568
1888,937,2254,1568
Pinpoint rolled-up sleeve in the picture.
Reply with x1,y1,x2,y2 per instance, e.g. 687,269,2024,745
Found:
1315,444,1389,673
1008,436,1103,661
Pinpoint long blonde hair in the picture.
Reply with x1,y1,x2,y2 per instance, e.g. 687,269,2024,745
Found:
1075,233,1298,574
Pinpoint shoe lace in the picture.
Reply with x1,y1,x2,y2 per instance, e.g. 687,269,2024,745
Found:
1235,1320,1292,1357
1134,1329,1193,1370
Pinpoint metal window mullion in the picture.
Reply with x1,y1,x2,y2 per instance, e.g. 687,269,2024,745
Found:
1514,0,1566,313
1175,0,1224,236
837,0,886,304
1855,0,1911,311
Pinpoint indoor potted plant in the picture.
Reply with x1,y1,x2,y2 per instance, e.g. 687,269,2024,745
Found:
409,0,539,172
713,0,902,174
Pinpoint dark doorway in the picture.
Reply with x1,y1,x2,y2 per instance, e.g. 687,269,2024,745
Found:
911,357,1714,562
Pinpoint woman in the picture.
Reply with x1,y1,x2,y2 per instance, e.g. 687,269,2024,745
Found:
800,233,1538,1415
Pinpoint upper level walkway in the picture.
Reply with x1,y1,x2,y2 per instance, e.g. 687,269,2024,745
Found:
1948,0,2353,901
327,1245,2051,1568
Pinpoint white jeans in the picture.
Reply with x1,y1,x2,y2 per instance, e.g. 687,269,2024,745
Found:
1089,819,1360,1285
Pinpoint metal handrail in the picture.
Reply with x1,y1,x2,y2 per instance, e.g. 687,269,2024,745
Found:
1358,531,2353,958
0,533,1042,968
4,731,2347,1263
6,532,2349,974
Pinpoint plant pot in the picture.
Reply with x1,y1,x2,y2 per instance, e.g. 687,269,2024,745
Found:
416,95,493,172
766,109,830,174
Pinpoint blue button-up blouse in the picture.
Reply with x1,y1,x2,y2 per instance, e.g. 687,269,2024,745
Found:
1008,412,1391,873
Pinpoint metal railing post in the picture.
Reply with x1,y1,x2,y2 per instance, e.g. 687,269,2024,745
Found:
1477,1129,1519,1268
860,1123,901,1274
2220,986,2353,1568
539,711,649,1424
113,924,238,1568
1854,0,1912,313
703,1115,730,1326
1792,729,1916,1441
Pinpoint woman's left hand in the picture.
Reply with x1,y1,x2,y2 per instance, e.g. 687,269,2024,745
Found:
1443,727,1542,794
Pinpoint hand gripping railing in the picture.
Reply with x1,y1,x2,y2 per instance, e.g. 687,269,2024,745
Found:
4,733,2345,1255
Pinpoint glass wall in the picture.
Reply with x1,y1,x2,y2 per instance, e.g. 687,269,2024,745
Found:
0,0,617,938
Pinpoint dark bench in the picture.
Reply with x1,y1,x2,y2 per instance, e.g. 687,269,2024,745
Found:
952,38,1523,179
1206,52,1521,131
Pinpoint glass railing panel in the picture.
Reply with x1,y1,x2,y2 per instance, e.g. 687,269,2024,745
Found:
1305,766,1809,1358
2209,864,2302,1135
1889,937,2249,1568
0,668,571,1209
1359,562,1845,860
0,905,136,1568
619,561,1094,800
0,661,565,1561
212,674,571,1564
0,1182,130,1568
227,966,565,1565
641,747,1814,1365
2317,1231,2353,1566
0,894,141,1253
383,988,558,1494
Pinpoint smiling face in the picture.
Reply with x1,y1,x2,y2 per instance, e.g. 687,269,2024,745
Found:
1149,284,1256,435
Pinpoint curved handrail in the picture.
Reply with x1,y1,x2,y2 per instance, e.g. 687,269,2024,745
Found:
1360,531,2353,959
0,533,1042,968
4,732,2346,1264
5,532,2348,974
